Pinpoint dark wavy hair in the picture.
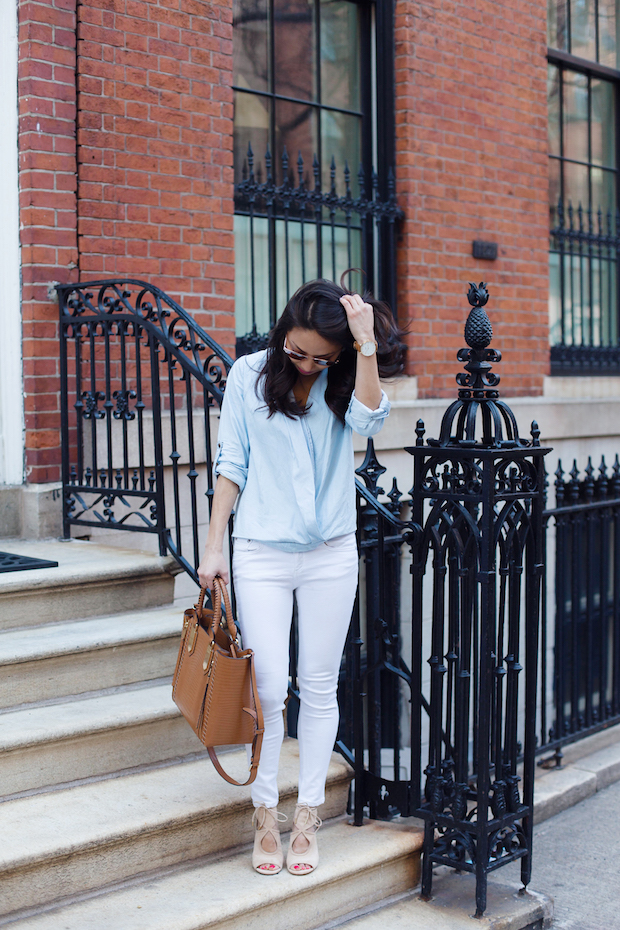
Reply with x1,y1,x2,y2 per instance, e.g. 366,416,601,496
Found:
258,275,407,424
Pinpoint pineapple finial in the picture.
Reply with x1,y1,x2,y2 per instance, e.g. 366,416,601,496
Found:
464,282,492,349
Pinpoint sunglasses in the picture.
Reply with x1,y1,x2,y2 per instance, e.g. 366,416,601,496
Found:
283,341,341,368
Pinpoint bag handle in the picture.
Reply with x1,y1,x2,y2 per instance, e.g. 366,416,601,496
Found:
207,724,264,786
197,577,237,640
197,577,265,785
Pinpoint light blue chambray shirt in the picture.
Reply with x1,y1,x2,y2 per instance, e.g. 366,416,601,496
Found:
214,350,391,552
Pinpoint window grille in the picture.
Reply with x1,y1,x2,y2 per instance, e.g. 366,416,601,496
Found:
548,2,620,372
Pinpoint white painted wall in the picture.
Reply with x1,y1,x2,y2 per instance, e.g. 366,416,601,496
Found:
0,0,24,487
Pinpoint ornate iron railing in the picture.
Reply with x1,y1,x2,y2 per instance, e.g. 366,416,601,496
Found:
234,146,403,356
549,199,620,373
57,280,233,583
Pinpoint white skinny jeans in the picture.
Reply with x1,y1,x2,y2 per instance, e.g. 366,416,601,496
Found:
232,534,359,809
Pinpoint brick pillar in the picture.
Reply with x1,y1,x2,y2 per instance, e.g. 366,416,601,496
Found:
18,0,79,483
77,0,235,355
395,0,550,398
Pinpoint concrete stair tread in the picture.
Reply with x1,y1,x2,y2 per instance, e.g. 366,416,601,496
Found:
0,606,181,666
0,539,178,627
0,538,176,595
7,819,423,930
329,871,552,930
0,681,179,751
0,740,351,873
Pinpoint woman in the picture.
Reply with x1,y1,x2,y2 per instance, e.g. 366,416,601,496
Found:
198,277,405,876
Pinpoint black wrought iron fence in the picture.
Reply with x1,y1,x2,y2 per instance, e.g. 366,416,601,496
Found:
549,199,620,373
538,455,620,765
234,145,403,356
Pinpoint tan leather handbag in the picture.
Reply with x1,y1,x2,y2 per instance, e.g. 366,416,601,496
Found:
172,577,264,786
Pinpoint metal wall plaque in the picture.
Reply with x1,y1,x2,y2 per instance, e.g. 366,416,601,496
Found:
472,240,498,261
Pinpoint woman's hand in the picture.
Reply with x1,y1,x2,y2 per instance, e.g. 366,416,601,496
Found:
339,293,376,345
340,293,382,411
198,546,230,590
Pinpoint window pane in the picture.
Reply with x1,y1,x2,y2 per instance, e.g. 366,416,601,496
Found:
274,100,319,185
570,0,596,60
274,0,317,101
549,157,562,212
598,0,618,67
564,251,589,344
549,252,563,345
607,261,617,344
563,70,589,164
234,90,271,185
320,1,360,111
548,0,569,50
321,223,362,285
321,110,362,195
591,78,616,168
234,214,271,337
591,166,616,215
275,219,319,306
233,0,270,93
564,160,590,207
548,64,561,157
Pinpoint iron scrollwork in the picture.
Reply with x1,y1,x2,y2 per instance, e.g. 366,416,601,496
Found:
57,279,234,581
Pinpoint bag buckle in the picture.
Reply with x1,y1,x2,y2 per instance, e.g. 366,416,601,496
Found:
186,623,199,653
203,641,215,672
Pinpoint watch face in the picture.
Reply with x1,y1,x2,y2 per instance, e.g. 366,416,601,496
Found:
361,341,376,356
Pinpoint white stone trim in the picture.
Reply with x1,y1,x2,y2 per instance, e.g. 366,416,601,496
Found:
543,375,620,399
0,0,24,486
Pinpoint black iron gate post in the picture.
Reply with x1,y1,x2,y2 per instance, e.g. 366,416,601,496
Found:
406,284,550,916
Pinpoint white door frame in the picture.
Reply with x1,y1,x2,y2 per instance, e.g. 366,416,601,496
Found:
0,0,24,487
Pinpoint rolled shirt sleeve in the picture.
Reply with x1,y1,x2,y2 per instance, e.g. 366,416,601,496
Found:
214,358,251,491
345,390,391,437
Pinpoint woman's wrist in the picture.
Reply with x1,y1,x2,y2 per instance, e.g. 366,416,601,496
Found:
204,539,225,555
352,330,377,345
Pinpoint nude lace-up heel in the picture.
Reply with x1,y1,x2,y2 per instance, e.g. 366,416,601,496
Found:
252,806,287,875
286,804,322,875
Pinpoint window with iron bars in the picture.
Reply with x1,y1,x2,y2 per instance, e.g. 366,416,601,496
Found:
548,1,620,373
232,0,397,356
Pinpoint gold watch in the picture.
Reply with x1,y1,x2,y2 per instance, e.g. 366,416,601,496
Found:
353,339,378,357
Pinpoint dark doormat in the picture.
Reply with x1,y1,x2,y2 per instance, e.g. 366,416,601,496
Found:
0,551,59,573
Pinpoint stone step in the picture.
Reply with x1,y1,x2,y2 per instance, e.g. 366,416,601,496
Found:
0,539,177,630
0,681,202,796
3,819,422,930
328,872,552,930
0,740,352,921
0,606,181,708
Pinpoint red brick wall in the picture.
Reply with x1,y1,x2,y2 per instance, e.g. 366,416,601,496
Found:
395,0,550,398
18,0,78,483
77,0,235,350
